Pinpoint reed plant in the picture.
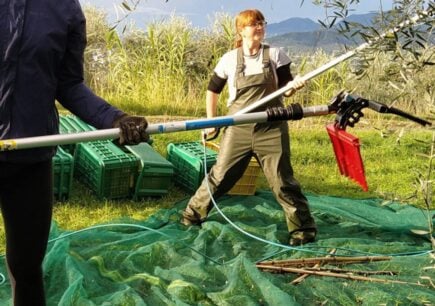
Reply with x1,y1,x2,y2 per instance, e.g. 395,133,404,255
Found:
81,5,434,123
82,8,237,117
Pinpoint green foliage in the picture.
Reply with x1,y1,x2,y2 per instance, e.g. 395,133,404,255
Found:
411,132,435,248
314,0,434,89
82,7,235,117
293,50,349,105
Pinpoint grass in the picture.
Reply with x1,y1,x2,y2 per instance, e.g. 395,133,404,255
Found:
0,118,432,254
56,120,435,228
289,119,434,201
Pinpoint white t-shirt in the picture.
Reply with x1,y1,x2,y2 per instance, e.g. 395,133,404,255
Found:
214,45,291,106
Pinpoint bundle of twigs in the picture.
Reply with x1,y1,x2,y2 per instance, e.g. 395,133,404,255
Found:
258,255,392,267
256,252,426,287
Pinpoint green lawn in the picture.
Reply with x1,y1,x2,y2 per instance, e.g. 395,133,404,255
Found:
0,118,433,253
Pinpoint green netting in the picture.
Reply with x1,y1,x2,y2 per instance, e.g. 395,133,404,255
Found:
0,191,434,305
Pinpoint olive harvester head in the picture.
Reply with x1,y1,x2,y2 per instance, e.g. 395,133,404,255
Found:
325,91,431,191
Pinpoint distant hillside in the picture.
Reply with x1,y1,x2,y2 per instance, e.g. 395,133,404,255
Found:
266,30,354,54
338,12,377,26
265,12,377,53
266,12,377,36
266,17,320,36
266,11,433,54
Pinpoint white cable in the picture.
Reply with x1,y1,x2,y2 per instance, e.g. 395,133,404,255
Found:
200,137,320,254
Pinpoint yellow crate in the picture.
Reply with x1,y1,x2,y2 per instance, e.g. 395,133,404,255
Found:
205,142,261,195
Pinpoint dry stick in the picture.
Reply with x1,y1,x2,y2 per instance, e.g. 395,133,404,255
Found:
302,267,397,276
291,249,337,285
256,264,425,287
257,256,392,267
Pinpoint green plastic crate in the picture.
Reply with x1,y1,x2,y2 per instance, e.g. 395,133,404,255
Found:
59,115,95,154
52,146,74,201
74,141,139,199
166,142,218,193
125,143,174,200
59,115,96,133
59,115,154,152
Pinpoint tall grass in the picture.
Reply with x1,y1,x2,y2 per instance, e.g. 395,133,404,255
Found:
81,6,434,120
82,8,236,116
290,50,349,106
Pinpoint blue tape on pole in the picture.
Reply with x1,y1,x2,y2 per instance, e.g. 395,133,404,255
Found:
186,118,234,130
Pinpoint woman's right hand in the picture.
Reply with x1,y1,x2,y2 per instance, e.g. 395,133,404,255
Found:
201,128,219,143
284,75,306,97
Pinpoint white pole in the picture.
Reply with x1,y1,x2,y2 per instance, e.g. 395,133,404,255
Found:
0,112,267,151
0,105,332,152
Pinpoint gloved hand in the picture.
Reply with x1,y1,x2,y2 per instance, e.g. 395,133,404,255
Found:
112,114,149,145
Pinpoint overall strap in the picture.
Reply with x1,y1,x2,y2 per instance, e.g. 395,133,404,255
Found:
235,47,245,80
262,44,271,72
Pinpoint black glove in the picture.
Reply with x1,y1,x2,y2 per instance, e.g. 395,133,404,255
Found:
112,114,149,145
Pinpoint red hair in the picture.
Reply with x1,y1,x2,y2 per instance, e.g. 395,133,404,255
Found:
234,9,265,48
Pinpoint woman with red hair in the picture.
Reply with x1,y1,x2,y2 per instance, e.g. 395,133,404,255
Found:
181,9,317,246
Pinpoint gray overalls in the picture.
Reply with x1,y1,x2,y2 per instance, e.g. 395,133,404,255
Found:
182,45,316,234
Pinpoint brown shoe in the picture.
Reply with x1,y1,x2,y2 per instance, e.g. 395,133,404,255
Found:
180,217,193,226
180,215,202,227
289,229,316,246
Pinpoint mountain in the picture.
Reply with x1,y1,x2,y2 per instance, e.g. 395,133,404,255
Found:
340,12,377,26
266,12,434,54
266,17,320,36
265,13,377,53
266,30,353,54
266,12,376,36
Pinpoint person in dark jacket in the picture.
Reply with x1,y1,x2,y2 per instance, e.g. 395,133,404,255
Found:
0,1,148,305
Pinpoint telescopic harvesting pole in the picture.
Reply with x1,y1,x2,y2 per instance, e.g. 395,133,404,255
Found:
0,104,331,151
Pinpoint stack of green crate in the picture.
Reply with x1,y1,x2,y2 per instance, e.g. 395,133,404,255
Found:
74,140,139,199
166,142,218,193
125,143,174,200
52,146,74,201
59,115,95,154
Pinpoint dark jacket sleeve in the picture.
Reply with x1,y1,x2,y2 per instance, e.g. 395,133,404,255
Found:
56,1,124,129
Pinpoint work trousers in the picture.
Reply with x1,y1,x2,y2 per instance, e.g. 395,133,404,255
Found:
0,160,52,306
183,121,316,233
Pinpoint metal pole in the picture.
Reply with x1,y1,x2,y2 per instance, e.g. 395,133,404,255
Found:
235,9,433,115
0,106,331,151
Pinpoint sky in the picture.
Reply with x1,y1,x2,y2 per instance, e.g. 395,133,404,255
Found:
79,0,395,29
